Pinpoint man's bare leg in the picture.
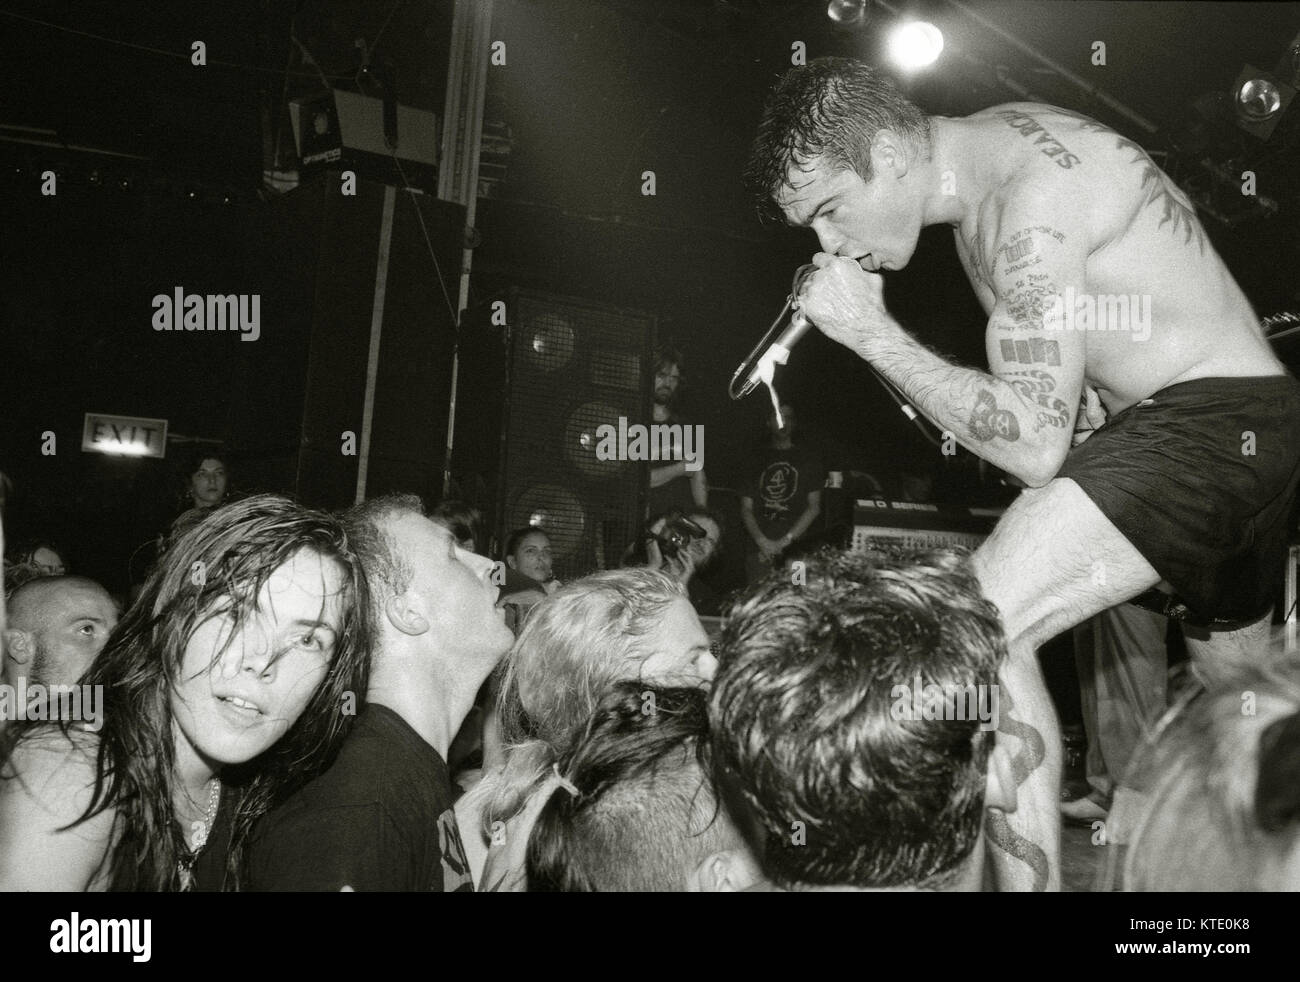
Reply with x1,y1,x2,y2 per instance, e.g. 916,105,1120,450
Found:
972,478,1161,891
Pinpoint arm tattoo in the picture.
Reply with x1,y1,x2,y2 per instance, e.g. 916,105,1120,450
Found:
969,390,1021,442
1000,275,1060,332
986,685,1051,891
1048,108,1207,255
999,337,1061,366
992,226,1067,279
1004,369,1071,431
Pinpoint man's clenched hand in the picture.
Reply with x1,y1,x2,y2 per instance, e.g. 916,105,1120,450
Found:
798,253,889,354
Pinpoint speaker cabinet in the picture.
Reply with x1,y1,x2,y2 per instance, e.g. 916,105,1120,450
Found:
499,292,655,580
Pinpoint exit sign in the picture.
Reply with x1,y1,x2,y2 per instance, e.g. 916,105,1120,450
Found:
82,413,169,458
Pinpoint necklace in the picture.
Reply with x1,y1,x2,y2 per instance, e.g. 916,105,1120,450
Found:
176,777,222,891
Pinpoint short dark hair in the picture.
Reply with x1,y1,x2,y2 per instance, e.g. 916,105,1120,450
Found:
181,447,231,479
744,57,930,224
430,499,483,552
710,548,1005,889
343,493,424,625
527,682,737,891
504,526,548,561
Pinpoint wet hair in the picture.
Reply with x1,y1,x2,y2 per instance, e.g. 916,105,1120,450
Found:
710,548,1004,889
504,526,549,562
528,683,738,892
429,500,484,554
1116,650,1300,891
475,567,685,837
744,57,931,224
1,494,372,891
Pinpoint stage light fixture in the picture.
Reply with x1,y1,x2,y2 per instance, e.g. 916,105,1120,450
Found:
1232,65,1296,141
888,21,944,70
827,0,868,29
1238,78,1281,121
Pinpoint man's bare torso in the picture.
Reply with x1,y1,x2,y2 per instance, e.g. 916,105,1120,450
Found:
949,103,1283,414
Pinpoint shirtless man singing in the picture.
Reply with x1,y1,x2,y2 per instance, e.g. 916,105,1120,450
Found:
745,57,1300,891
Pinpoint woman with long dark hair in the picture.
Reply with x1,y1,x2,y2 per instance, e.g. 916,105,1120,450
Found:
0,494,371,891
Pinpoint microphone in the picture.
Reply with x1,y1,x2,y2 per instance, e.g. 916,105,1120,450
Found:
729,264,818,400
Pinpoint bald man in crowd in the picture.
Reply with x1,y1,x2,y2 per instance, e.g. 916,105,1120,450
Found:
2,576,119,690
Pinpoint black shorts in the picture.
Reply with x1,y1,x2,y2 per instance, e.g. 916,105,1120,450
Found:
1057,374,1300,625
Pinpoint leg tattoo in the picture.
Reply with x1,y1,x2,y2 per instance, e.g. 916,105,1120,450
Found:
986,687,1051,891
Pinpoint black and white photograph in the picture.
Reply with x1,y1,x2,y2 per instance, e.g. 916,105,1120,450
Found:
1,0,1298,954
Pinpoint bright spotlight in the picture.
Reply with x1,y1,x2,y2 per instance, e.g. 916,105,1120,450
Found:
888,21,945,70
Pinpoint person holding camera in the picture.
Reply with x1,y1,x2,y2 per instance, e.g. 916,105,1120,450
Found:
626,509,725,617
740,400,824,585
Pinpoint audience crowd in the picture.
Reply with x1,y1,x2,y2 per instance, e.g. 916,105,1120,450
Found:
2,468,1298,892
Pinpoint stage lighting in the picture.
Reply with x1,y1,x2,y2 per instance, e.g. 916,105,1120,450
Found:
1238,78,1281,121
888,21,944,70
1232,65,1296,140
827,0,868,29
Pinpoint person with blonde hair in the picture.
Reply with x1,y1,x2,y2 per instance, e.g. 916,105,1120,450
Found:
1109,648,1300,891
456,566,716,890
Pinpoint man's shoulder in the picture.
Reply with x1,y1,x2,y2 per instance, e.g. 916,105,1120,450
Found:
967,104,1141,220
274,706,443,811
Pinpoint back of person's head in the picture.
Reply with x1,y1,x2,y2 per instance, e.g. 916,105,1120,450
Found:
483,567,687,828
1116,649,1300,891
528,682,761,892
710,548,1007,890
745,56,930,224
429,500,483,554
342,493,425,630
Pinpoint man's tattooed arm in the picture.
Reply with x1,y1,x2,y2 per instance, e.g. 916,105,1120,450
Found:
861,215,1087,486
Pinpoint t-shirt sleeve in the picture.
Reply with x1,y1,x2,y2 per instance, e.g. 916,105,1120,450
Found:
250,803,409,892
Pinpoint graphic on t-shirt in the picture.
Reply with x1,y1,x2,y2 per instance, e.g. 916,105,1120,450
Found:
759,461,799,521
438,808,475,892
